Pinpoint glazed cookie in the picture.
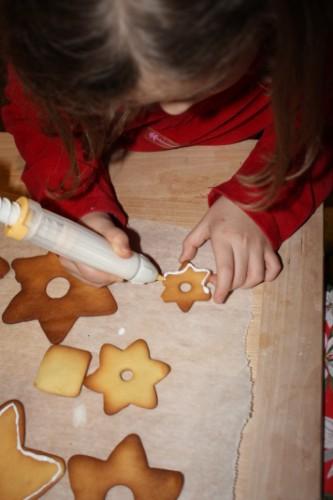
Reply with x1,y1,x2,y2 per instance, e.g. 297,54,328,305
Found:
161,261,211,312
2,253,118,344
0,257,9,279
35,345,92,397
68,434,184,500
84,339,170,414
0,400,65,499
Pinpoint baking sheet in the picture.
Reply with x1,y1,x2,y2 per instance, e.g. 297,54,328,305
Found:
0,219,252,499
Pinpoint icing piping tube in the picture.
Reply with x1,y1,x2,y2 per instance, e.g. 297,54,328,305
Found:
0,196,159,284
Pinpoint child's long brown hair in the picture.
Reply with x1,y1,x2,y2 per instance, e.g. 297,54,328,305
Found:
0,0,332,207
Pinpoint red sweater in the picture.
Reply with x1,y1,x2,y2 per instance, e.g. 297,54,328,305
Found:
2,67,333,250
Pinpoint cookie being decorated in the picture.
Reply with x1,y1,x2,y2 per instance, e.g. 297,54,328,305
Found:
68,434,184,500
161,261,211,312
2,253,118,344
84,339,170,414
0,400,65,499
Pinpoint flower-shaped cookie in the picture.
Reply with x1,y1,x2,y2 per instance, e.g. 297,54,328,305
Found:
0,257,9,279
84,339,170,414
0,400,65,499
161,261,211,312
2,253,118,344
68,434,184,500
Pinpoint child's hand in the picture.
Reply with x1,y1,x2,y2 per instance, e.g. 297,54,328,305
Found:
179,196,281,303
59,212,132,287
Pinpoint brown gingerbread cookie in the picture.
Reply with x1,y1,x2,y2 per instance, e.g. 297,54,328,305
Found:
161,261,211,312
68,434,184,500
2,253,118,344
0,257,10,279
84,339,170,415
0,399,65,499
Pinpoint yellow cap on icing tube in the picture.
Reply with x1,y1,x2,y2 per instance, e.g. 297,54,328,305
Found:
4,196,30,240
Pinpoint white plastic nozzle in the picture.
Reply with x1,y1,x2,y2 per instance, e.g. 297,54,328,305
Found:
0,197,21,226
130,253,159,284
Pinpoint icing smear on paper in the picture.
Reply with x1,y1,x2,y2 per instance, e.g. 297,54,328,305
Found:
72,403,87,428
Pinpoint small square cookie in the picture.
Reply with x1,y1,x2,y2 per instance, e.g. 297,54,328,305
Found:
35,345,92,397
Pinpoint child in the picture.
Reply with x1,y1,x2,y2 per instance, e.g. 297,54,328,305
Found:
0,0,332,302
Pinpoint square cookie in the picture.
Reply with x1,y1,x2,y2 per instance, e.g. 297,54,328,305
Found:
35,345,92,397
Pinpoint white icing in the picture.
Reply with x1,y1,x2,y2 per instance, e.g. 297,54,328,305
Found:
163,262,211,294
117,327,126,336
0,402,63,499
72,403,87,428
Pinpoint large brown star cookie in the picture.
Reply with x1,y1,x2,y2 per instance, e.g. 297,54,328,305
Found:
68,434,184,500
84,339,170,415
0,257,9,279
0,399,65,499
2,253,118,344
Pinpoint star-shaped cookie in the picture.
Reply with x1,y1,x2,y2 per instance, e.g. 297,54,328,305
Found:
0,257,9,279
84,339,170,414
2,253,118,344
161,261,211,312
0,400,65,499
68,434,184,500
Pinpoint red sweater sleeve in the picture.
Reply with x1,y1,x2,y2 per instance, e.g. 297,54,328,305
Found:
1,68,126,224
208,125,333,249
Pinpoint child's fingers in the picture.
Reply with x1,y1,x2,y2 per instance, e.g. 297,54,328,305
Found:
229,243,249,290
241,248,280,288
264,249,282,281
75,261,122,285
104,226,132,258
81,211,115,235
210,241,234,303
58,257,84,280
241,249,265,289
179,241,198,263
179,222,209,263
58,256,121,287
81,212,132,259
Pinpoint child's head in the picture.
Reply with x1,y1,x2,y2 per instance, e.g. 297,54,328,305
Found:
1,1,331,206
1,0,269,116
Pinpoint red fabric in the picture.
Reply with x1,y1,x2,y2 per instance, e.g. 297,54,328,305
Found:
2,66,333,248
2,67,127,224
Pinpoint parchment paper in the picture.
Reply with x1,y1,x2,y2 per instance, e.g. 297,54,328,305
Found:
0,219,252,499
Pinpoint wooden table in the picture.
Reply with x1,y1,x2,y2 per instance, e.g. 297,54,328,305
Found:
0,133,322,500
